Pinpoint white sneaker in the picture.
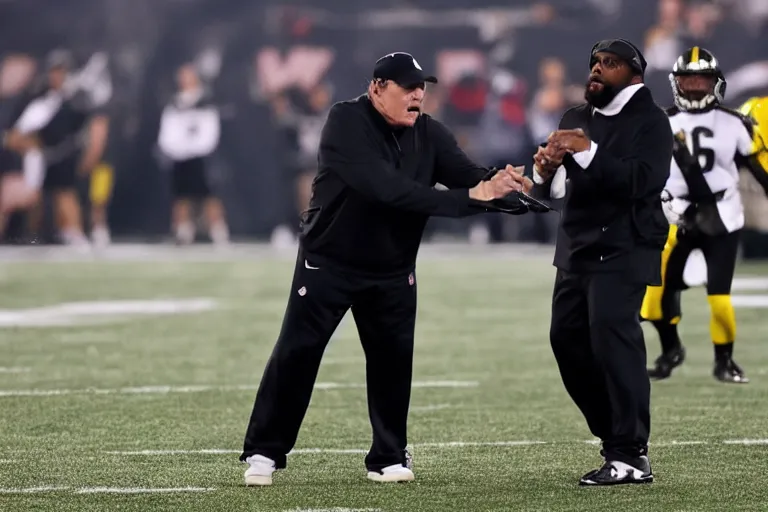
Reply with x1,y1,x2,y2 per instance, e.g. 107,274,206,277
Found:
244,454,276,486
366,463,415,483
270,225,297,250
468,222,490,245
91,226,111,248
209,222,230,247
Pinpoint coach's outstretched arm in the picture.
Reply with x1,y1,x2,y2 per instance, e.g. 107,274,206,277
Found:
554,117,673,200
320,103,523,217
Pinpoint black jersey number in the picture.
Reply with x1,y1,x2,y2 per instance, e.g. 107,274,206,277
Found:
690,127,715,173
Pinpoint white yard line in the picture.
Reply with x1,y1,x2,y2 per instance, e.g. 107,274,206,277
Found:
0,486,69,494
284,509,383,512
654,441,707,446
584,439,708,446
416,441,546,448
107,441,547,456
108,449,239,455
0,380,478,398
104,438,768,457
292,449,368,454
321,357,365,365
0,367,30,373
410,404,452,412
731,277,768,290
731,295,768,307
75,487,215,494
108,448,369,455
0,299,219,328
0,486,216,495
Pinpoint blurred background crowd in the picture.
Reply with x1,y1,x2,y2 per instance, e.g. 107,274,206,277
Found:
1,0,768,256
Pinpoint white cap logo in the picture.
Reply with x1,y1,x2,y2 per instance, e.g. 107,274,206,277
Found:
412,58,422,70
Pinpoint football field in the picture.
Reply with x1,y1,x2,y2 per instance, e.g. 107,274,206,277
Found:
1,244,767,511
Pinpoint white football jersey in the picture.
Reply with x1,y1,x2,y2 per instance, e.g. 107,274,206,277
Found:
665,106,759,233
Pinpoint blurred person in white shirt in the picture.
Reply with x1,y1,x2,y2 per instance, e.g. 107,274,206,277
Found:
158,64,228,246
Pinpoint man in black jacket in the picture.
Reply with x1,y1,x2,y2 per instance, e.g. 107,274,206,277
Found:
239,52,534,486
532,39,672,486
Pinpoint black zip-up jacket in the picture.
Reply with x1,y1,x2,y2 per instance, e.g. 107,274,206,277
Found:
299,94,491,276
532,86,672,284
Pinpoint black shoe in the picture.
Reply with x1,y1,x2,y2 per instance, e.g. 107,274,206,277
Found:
648,346,686,380
579,457,653,486
714,358,749,383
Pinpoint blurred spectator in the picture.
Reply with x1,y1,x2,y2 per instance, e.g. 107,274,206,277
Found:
644,0,685,68
469,68,535,243
527,57,582,144
295,81,332,218
2,0,767,250
4,50,109,249
77,52,114,247
523,57,582,244
157,63,229,246
685,2,722,41
268,90,301,248
0,53,39,242
421,82,443,118
723,0,768,33
442,72,487,132
268,80,333,248
643,0,686,106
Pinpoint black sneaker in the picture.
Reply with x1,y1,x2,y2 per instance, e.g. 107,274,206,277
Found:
648,346,686,380
714,358,749,384
579,457,653,486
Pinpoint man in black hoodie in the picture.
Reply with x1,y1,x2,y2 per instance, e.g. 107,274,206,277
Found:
532,39,672,486
239,52,537,487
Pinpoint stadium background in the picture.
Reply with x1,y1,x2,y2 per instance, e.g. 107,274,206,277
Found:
1,0,768,251
2,1,768,510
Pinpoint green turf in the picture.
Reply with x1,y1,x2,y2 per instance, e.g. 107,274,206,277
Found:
1,251,768,511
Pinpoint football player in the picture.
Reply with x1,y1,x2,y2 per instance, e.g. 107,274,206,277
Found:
640,47,768,383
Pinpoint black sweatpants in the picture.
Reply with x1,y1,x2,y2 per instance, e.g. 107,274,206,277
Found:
549,269,650,464
240,250,417,472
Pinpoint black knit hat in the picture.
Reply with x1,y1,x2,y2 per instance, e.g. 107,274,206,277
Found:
589,39,647,76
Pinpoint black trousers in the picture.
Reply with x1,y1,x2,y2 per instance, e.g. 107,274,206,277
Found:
172,157,212,199
666,228,740,295
240,250,417,472
550,268,650,464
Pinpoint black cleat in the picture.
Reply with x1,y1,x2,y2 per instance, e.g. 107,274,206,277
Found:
714,358,749,384
579,457,653,486
648,346,686,380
